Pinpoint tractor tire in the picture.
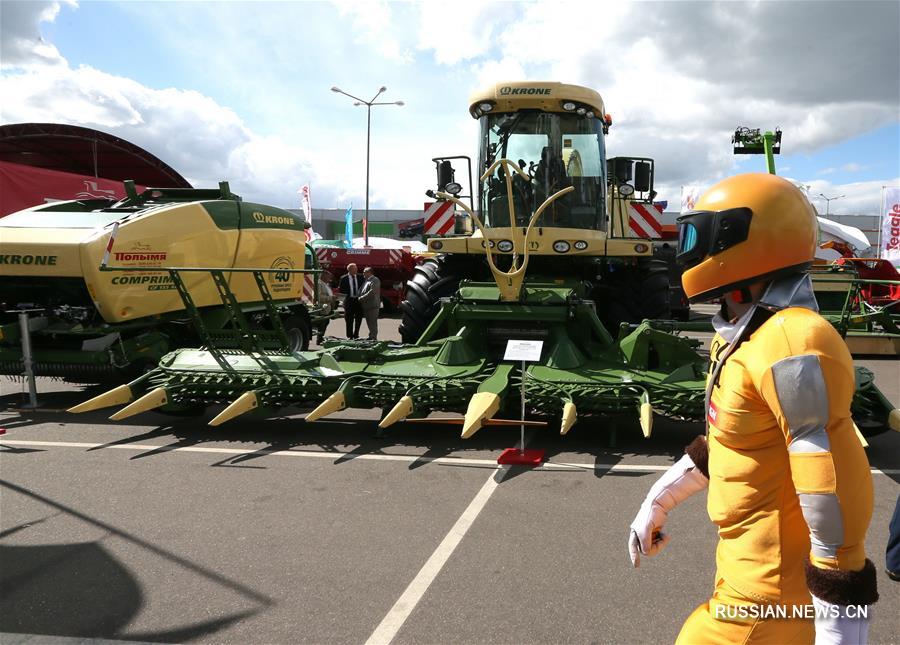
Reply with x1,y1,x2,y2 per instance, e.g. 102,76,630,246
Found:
597,258,671,336
281,312,312,352
398,255,469,343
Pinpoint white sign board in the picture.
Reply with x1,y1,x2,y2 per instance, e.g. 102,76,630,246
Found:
503,340,544,362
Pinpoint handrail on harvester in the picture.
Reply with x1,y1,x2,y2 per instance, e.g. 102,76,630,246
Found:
96,224,326,359
435,157,574,302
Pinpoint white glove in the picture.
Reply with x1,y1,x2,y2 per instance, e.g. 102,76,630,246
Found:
812,595,870,645
629,453,708,567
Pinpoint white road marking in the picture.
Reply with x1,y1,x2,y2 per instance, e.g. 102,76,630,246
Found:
365,469,503,645
1,439,898,475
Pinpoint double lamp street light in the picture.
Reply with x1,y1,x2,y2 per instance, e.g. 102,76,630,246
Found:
818,192,846,216
331,85,405,247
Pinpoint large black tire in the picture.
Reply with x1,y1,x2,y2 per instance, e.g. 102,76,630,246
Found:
281,312,312,351
398,255,469,343
597,258,671,336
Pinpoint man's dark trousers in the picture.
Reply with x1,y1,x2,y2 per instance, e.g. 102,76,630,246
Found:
344,297,363,339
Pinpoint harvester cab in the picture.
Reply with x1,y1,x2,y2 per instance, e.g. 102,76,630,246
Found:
400,81,667,342
435,82,655,247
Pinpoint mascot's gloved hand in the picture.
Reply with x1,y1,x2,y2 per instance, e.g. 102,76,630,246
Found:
811,596,871,645
629,453,708,567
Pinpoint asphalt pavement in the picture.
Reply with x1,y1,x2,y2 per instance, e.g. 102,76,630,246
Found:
1,314,898,644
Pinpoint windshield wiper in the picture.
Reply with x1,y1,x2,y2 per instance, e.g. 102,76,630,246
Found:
485,111,526,169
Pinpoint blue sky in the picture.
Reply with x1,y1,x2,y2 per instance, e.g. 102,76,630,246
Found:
2,0,898,215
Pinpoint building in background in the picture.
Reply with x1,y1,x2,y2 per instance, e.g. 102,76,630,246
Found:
299,208,435,242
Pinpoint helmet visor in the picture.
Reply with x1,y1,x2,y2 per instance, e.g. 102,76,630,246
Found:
676,207,753,268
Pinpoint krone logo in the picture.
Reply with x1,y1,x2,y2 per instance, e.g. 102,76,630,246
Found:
499,86,551,96
253,211,296,226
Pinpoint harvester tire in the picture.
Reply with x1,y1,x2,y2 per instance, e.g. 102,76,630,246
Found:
598,258,670,336
281,313,312,352
399,255,467,343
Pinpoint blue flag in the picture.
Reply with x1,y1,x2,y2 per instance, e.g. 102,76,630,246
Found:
344,203,353,248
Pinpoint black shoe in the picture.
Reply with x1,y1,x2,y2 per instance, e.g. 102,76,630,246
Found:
887,568,900,582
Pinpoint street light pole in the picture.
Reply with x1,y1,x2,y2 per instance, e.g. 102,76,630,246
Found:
818,193,846,216
366,101,371,247
331,85,404,247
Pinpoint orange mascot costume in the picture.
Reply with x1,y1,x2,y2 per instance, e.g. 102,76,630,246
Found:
628,173,878,644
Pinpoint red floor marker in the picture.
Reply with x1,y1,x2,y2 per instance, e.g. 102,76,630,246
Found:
497,447,544,467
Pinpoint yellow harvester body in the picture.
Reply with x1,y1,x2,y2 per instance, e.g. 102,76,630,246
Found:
0,184,315,377
1,194,308,323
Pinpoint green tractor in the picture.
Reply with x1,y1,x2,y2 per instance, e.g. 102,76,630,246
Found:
69,83,899,440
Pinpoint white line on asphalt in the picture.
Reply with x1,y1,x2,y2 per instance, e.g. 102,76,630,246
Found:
0,439,494,466
1,439,898,475
364,426,541,644
365,469,503,645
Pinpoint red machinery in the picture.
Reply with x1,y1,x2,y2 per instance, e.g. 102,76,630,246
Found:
314,246,423,310
835,257,900,305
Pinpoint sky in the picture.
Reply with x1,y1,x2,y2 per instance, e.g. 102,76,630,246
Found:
1,0,898,216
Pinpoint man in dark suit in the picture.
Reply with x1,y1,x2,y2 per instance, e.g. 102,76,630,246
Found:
338,263,364,339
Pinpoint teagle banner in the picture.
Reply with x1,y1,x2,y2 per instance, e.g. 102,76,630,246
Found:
881,187,900,267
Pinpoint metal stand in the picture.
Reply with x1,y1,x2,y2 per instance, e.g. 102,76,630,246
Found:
520,359,526,450
17,310,39,408
497,359,545,467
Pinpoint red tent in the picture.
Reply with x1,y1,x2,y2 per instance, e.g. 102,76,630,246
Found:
0,123,190,216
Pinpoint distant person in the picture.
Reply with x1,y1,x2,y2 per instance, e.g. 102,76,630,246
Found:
338,263,364,339
358,266,381,340
887,494,900,582
315,270,335,344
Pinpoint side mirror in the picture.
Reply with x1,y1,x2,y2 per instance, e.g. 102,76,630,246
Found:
634,162,652,192
609,158,632,183
437,160,456,191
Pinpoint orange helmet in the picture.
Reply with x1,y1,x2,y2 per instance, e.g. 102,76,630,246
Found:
676,173,817,302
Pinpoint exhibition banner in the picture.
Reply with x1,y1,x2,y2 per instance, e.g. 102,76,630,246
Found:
881,187,900,266
0,160,145,217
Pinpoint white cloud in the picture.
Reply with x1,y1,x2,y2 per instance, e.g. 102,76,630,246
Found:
0,0,73,69
2,0,897,217
470,57,528,91
417,1,513,65
434,0,899,194
806,178,899,216
332,0,414,64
